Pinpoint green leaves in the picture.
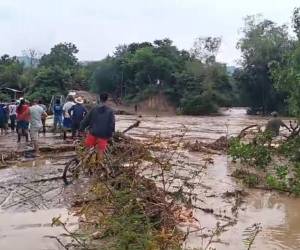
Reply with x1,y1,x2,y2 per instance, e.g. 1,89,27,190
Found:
24,42,86,102
236,15,291,112
89,38,234,115
0,55,24,90
271,42,300,116
228,136,271,168
39,42,79,70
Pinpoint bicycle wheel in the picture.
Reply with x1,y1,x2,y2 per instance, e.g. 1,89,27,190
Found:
62,157,80,185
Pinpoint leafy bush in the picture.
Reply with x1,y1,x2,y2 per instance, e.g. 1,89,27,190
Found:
228,137,271,168
181,89,219,115
266,175,287,191
278,136,300,161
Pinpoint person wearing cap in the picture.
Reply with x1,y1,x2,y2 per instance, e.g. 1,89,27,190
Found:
80,93,115,158
68,96,87,138
265,111,289,137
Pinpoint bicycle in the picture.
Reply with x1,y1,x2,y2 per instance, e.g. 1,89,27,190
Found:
62,121,140,185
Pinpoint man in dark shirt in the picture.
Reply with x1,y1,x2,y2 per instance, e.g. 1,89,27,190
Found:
80,93,115,157
68,97,87,138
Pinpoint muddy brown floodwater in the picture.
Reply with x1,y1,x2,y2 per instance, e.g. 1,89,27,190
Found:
118,108,300,250
1,108,300,249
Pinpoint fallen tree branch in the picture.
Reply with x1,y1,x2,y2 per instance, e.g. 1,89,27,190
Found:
238,125,260,139
44,235,68,250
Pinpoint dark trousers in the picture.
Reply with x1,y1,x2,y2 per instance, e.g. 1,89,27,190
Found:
10,115,16,131
41,117,46,134
71,121,80,138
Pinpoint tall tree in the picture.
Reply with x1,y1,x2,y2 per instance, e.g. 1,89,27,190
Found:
271,47,300,116
27,42,80,101
235,15,291,113
190,37,222,63
0,55,24,89
39,42,79,69
22,48,41,68
292,7,300,40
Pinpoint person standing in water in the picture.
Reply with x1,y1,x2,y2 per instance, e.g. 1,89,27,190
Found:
29,100,47,156
265,111,290,137
16,99,30,143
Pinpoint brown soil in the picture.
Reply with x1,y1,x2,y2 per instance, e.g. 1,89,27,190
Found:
74,90,176,116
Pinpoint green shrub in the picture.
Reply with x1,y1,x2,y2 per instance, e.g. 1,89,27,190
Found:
181,94,218,115
229,137,271,168
266,175,287,191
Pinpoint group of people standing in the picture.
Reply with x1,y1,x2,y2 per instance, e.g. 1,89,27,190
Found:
0,99,47,155
0,99,33,137
53,96,88,139
0,93,115,158
0,100,17,134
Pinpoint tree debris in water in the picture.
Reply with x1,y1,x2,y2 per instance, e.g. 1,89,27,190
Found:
184,136,229,153
58,132,205,249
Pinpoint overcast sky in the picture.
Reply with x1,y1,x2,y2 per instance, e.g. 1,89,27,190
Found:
1,0,299,65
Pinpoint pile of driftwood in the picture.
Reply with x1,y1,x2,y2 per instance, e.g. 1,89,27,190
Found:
184,136,229,153
68,126,199,249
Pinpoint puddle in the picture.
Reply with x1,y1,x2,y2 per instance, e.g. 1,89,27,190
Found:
16,159,52,168
0,208,77,250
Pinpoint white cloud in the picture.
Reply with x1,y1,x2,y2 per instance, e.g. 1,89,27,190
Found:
1,0,299,65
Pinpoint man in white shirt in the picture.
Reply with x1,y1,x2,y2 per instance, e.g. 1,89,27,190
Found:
62,96,75,140
8,101,17,132
29,100,47,156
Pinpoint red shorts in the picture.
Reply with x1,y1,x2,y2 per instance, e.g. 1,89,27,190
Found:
85,134,108,153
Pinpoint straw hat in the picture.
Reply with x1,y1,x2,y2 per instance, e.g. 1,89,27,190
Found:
75,96,84,104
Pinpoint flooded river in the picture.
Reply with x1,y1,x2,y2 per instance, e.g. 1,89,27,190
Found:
1,108,300,249
118,108,300,250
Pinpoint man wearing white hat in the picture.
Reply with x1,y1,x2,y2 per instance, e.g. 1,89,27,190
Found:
68,96,87,138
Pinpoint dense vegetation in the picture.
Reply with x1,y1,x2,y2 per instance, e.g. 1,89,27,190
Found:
235,8,300,115
2,7,300,116
229,131,300,195
0,43,89,102
0,38,235,115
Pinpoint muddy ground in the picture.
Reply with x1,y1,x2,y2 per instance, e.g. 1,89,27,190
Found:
0,108,300,250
